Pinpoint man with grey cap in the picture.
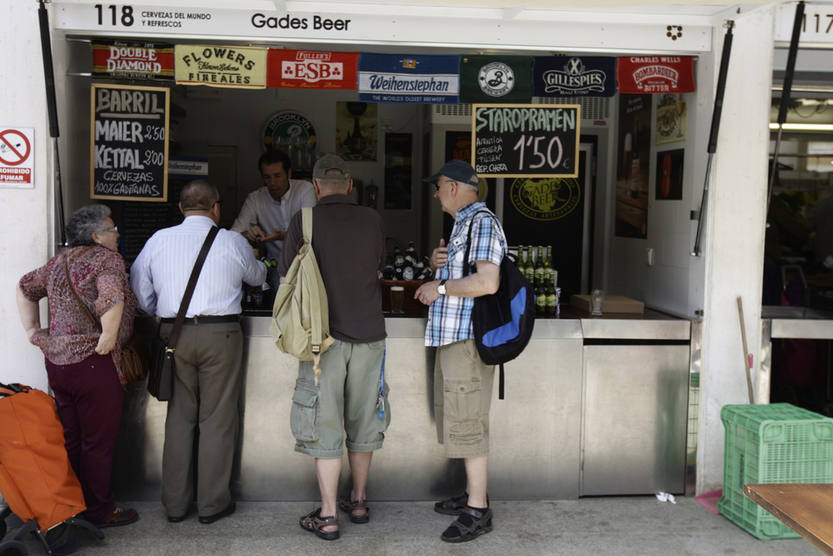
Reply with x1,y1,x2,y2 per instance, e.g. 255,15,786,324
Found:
277,153,389,541
415,159,506,543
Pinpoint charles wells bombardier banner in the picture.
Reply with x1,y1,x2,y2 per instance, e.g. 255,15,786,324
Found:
533,56,616,98
617,56,695,94
92,41,174,80
267,50,359,89
175,44,267,89
358,54,460,104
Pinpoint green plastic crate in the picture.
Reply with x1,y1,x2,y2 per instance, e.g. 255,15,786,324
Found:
718,403,833,540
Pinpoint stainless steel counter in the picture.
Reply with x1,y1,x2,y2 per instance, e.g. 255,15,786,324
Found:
112,314,692,501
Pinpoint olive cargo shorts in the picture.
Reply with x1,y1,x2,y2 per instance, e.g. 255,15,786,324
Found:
291,339,391,458
434,339,495,458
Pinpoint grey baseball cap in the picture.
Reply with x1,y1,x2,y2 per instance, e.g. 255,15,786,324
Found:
424,159,479,190
313,153,350,179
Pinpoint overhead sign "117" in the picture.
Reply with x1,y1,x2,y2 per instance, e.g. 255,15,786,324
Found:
472,104,581,178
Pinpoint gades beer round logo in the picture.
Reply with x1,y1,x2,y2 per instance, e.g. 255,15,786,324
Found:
510,177,581,221
478,62,514,97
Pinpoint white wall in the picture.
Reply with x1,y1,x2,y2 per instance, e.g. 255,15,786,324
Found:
697,7,774,493
0,2,53,390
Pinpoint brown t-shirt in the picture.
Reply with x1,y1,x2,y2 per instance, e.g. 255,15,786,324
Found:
278,194,386,343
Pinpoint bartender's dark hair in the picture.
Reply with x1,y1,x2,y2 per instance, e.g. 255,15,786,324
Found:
66,204,112,247
180,179,219,212
259,149,291,173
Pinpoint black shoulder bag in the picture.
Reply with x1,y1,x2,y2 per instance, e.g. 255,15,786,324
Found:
147,227,219,401
463,210,536,400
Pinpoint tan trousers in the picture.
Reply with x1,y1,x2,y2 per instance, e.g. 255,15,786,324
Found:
160,321,243,517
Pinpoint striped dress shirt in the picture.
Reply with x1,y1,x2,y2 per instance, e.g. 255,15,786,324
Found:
130,215,266,318
425,202,507,347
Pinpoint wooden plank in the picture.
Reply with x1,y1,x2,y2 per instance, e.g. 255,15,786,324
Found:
744,483,833,555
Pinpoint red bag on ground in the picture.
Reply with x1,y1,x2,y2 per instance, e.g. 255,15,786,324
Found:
0,384,86,532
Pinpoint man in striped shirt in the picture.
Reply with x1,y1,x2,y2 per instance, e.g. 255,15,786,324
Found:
415,160,506,543
131,180,266,525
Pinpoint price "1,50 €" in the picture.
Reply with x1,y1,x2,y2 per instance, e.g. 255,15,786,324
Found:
512,135,563,171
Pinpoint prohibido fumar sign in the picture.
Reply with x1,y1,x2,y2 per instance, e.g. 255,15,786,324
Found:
472,104,580,178
91,83,170,201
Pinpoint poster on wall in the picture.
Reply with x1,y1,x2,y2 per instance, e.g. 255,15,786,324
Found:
90,84,169,202
358,53,460,104
175,44,267,89
267,49,359,89
92,41,174,80
472,104,580,178
614,94,651,238
460,55,533,104
656,94,687,145
617,56,696,94
655,149,684,200
0,126,34,188
384,133,412,210
262,111,317,174
532,56,617,98
336,101,377,161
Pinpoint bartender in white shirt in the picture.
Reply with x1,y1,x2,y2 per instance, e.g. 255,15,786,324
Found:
231,149,316,262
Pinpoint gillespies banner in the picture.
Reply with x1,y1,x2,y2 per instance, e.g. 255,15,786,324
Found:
533,56,616,98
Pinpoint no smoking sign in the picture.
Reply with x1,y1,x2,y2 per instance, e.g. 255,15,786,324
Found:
0,127,34,188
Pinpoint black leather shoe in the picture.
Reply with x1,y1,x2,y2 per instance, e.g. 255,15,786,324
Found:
198,502,236,524
167,514,186,523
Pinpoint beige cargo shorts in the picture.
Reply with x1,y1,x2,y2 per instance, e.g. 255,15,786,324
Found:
434,339,495,458
291,339,391,458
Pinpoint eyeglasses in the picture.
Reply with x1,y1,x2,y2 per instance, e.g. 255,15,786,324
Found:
433,179,454,192
99,225,118,233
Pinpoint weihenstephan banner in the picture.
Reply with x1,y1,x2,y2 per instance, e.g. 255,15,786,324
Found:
533,56,616,98
358,53,460,104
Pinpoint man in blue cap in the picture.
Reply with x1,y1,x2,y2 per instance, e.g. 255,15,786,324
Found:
415,159,506,543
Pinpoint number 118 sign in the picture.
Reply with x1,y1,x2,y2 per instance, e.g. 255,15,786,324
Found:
472,104,581,178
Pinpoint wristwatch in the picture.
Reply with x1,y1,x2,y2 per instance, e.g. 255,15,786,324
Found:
437,279,447,295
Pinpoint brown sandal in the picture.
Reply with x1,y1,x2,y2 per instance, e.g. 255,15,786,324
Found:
338,498,370,524
299,508,339,541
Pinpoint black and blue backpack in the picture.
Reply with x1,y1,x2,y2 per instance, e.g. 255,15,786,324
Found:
463,210,536,399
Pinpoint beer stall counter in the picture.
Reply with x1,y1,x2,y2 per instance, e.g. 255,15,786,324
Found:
64,16,698,502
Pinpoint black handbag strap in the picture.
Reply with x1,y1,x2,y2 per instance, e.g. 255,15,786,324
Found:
166,226,219,350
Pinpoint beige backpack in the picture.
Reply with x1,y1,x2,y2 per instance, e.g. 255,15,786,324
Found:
269,207,334,383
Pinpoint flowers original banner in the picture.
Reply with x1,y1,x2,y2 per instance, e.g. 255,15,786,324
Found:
358,53,460,104
175,44,267,89
617,56,695,94
533,56,616,98
267,50,359,89
92,41,174,80
461,55,533,104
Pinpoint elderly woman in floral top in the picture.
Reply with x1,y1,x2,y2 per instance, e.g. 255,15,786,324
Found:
16,204,139,529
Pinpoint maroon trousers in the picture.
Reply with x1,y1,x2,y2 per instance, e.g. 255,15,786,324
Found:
45,353,124,523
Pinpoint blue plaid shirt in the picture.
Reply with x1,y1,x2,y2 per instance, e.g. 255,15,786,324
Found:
425,202,507,347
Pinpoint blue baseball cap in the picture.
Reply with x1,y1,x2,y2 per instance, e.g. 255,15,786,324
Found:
424,159,479,191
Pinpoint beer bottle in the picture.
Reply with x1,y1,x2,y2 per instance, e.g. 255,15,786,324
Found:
534,246,545,289
524,246,535,284
518,245,528,272
545,281,556,315
545,245,555,287
535,282,546,316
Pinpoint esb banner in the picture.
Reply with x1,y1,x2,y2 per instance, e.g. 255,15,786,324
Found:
92,41,174,80
533,56,616,97
267,50,358,89
617,56,695,94
358,53,460,104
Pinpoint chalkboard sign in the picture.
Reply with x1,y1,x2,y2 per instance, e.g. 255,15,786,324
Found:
90,83,169,201
472,103,581,178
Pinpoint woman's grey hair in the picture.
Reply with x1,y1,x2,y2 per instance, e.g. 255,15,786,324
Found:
66,204,112,247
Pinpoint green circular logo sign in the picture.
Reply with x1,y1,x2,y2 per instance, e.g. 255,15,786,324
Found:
262,111,317,152
510,177,580,221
